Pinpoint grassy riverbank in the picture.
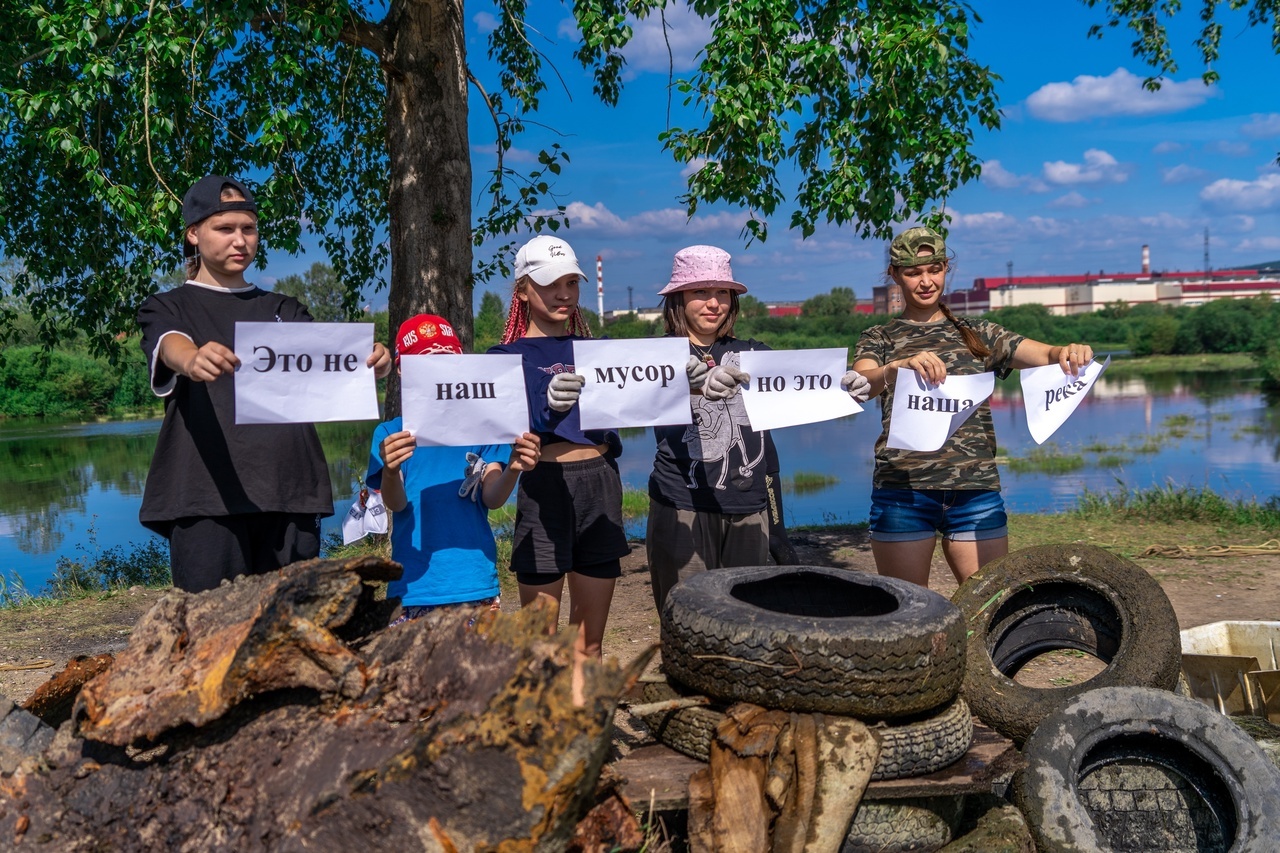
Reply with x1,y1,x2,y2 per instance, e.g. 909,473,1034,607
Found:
5,483,1279,610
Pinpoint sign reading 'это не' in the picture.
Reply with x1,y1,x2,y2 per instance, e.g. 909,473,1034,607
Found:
234,322,380,424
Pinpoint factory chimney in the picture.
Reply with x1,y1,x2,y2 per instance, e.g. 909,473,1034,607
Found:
1141,244,1150,275
596,255,604,321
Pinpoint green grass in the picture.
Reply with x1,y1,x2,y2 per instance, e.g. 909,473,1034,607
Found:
1105,353,1255,376
1006,444,1086,474
1009,486,1280,559
1074,483,1280,527
1093,454,1131,468
787,471,840,494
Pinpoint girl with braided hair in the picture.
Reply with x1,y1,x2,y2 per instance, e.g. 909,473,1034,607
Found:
853,226,1093,588
487,236,627,672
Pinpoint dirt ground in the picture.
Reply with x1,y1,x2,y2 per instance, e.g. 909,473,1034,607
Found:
2,529,1278,706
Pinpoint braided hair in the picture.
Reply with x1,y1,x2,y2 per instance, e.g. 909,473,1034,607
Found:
499,276,593,344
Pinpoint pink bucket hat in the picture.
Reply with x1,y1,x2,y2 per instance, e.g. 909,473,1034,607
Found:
658,245,748,296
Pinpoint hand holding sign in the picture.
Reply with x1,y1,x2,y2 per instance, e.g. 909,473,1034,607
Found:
1020,354,1110,444
841,370,872,403
704,364,749,401
548,373,585,412
234,322,380,424
887,369,994,452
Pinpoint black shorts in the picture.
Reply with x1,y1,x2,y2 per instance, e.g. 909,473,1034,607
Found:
168,512,321,593
510,455,629,576
516,558,621,586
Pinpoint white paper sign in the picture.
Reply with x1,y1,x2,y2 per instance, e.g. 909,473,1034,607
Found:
573,338,693,429
234,322,379,424
737,348,861,431
1020,355,1111,444
887,370,995,452
401,353,530,447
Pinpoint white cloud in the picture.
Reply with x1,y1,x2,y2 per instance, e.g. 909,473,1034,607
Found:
680,157,709,179
980,160,1049,192
622,2,710,74
980,160,1022,189
1206,139,1252,158
1236,236,1280,252
1242,113,1280,139
1048,192,1090,209
1042,149,1130,186
1025,68,1217,123
1153,141,1185,155
1200,173,1280,212
1161,164,1209,185
473,12,499,34
555,200,750,236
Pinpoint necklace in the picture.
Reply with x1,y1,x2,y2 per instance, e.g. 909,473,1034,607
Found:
690,340,715,366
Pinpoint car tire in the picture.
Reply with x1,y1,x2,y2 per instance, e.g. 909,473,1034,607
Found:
952,543,1180,745
661,565,965,718
637,680,973,781
1013,686,1280,852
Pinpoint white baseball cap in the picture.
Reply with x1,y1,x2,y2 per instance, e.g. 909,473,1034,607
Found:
515,235,587,286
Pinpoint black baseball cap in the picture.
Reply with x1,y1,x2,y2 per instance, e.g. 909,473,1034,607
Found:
182,175,257,227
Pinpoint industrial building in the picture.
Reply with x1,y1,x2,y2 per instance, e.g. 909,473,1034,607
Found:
936,245,1280,317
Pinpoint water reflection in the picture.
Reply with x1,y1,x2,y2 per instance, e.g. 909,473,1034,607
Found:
2,367,1279,593
0,418,378,592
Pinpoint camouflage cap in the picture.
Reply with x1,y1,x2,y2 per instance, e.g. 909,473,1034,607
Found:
889,227,947,267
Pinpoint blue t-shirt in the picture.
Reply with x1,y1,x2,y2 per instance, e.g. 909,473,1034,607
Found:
366,417,505,606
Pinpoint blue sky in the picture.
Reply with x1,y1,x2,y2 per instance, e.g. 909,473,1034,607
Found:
263,2,1280,314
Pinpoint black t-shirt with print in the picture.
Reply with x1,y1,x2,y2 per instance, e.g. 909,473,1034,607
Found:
649,336,771,514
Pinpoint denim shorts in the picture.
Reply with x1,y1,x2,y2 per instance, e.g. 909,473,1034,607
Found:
868,488,1008,542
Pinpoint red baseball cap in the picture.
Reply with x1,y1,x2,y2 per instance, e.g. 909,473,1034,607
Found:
395,314,463,358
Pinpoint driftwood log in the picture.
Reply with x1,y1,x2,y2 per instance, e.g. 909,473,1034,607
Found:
0,556,651,851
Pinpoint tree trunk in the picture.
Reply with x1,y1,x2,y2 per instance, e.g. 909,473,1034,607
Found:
383,0,473,417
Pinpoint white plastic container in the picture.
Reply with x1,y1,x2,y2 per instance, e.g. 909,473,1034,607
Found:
1180,621,1280,721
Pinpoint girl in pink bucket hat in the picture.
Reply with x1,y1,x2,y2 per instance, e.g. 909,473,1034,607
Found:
487,235,628,682
645,245,871,609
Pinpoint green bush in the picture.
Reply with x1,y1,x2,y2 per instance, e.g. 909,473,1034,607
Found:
0,346,122,417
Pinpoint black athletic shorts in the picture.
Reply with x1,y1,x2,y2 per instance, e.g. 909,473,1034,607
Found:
510,455,628,577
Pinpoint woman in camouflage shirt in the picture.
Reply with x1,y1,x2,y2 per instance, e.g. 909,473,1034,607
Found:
852,227,1093,587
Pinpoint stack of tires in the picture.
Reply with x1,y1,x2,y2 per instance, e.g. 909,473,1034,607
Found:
641,565,973,853
952,544,1280,851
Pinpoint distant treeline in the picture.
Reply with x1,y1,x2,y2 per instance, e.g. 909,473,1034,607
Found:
545,290,1280,391
7,283,1280,420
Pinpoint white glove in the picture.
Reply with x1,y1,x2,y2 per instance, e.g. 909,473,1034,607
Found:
458,452,487,502
704,364,749,402
547,372,585,412
686,355,711,393
840,369,872,403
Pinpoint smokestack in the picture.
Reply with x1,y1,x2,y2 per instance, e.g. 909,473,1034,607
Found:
596,255,604,320
1142,244,1150,275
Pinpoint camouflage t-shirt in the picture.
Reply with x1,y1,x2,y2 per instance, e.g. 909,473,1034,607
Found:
855,317,1024,490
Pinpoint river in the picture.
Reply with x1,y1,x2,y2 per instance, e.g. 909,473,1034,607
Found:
1,367,1277,594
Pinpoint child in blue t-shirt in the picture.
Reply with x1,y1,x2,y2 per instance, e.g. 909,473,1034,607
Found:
367,313,540,622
